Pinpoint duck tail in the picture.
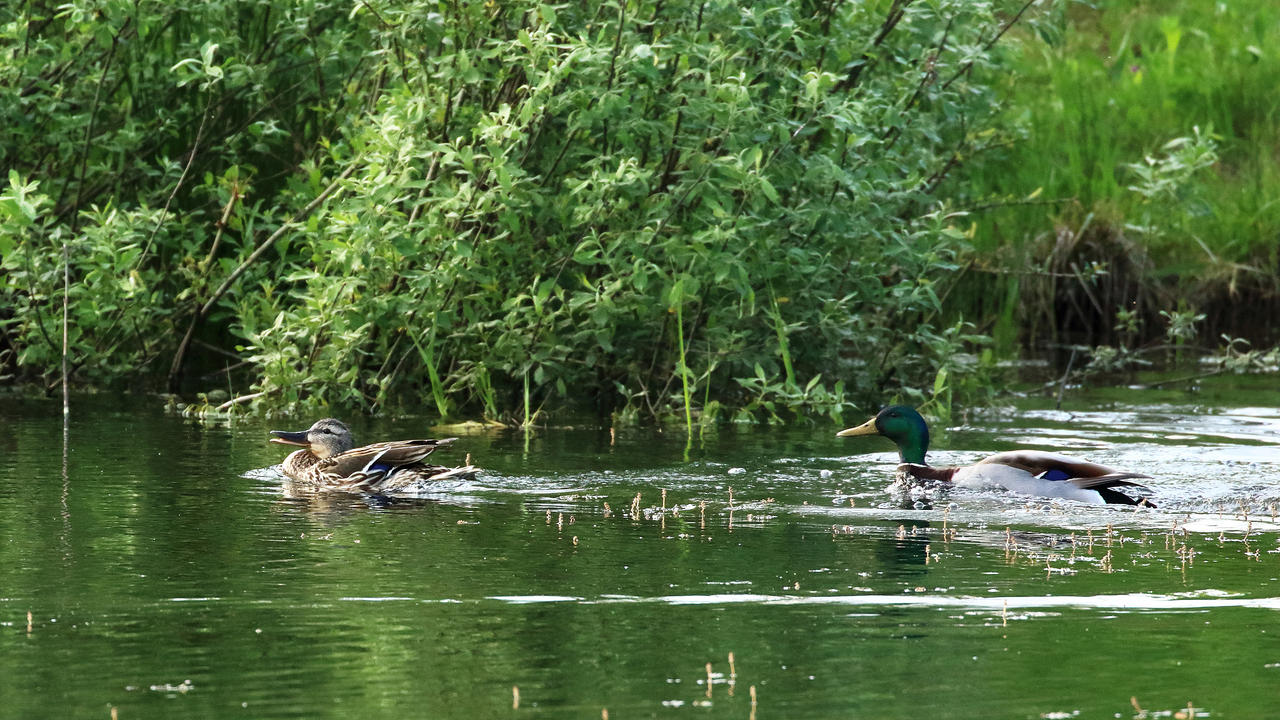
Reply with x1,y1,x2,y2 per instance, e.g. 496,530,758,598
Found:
1096,487,1157,508
1065,472,1156,507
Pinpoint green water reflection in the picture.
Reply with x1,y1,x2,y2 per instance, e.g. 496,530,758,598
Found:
2,389,1279,718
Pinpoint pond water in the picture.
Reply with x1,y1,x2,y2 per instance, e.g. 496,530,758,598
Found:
4,379,1280,719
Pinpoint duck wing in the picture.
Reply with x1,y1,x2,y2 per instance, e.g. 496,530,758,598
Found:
977,450,1154,505
373,463,481,493
1064,472,1151,489
976,451,1149,483
320,438,458,479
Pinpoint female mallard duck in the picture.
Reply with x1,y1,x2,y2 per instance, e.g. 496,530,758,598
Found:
269,418,475,493
837,405,1154,506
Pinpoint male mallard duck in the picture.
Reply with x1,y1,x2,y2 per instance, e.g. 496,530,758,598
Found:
269,418,476,493
837,405,1154,506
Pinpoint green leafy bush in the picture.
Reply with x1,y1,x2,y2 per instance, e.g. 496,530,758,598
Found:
2,0,1035,422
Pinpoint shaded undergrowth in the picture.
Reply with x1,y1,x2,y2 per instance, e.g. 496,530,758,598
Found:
1,0,1045,423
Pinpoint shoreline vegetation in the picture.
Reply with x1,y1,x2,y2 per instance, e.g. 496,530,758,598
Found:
3,0,1278,425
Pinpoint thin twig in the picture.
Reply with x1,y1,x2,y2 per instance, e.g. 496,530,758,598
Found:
1133,368,1229,389
940,0,1036,91
70,19,128,233
216,390,270,412
834,0,911,93
959,196,1072,213
141,94,214,266
167,160,361,391
201,184,242,269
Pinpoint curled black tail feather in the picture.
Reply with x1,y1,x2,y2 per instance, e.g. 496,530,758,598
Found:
1096,487,1157,507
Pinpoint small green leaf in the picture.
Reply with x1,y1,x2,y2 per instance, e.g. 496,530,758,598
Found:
758,177,779,203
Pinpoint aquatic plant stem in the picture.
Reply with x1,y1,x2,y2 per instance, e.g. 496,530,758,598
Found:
675,300,693,438
62,232,68,419
523,369,531,429
769,289,796,389
61,229,70,538
1054,347,1076,410
409,329,449,418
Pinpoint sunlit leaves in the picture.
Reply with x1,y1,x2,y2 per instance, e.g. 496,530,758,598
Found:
0,0,1031,418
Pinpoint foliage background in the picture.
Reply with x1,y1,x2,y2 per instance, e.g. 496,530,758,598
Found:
2,0,1029,421
956,0,1280,357
3,0,1276,422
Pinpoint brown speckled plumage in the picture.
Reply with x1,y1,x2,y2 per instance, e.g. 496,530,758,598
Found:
270,418,477,493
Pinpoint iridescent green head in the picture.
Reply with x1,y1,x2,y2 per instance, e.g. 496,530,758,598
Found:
836,405,930,464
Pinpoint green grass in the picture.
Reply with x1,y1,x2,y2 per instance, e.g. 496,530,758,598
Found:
962,0,1280,286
